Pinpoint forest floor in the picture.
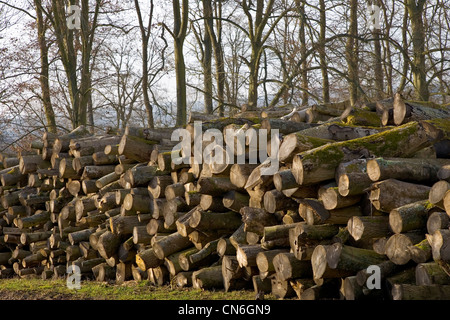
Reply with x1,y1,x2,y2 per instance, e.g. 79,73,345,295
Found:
0,278,259,300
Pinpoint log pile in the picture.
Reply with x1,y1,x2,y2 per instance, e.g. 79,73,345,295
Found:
0,94,448,300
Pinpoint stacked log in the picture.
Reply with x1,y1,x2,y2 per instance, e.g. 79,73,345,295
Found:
0,97,448,300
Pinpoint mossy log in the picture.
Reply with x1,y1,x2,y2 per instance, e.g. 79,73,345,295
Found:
389,200,430,234
326,243,387,273
278,133,332,163
291,121,444,185
369,179,431,213
356,260,405,287
125,126,175,141
217,238,237,257
392,283,450,300
336,159,372,197
1,165,27,187
262,223,298,249
327,123,390,141
118,135,157,163
342,109,383,127
95,171,120,189
366,157,450,183
260,118,316,135
123,165,169,187
393,93,450,126
298,198,329,225
408,239,432,264
347,216,391,242
416,261,450,285
295,223,339,241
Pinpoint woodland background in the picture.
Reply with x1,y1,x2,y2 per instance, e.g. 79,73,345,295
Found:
0,0,448,151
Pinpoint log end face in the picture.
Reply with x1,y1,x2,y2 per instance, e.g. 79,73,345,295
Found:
311,245,328,280
393,93,407,126
366,159,381,182
291,155,304,185
389,209,403,234
338,175,350,197
347,216,363,241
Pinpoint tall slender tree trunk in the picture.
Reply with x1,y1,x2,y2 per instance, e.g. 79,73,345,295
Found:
346,0,359,105
398,4,409,94
135,0,155,128
34,0,57,133
319,0,330,103
172,0,188,126
202,1,213,114
372,1,384,99
406,0,429,101
297,0,308,107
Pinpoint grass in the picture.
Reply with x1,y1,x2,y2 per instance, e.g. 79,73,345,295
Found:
0,278,260,300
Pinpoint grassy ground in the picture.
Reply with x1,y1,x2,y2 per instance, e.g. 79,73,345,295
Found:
0,278,261,300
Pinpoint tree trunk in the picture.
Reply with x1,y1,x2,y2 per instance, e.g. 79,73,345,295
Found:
405,0,429,101
369,179,431,213
278,133,332,163
393,94,449,126
152,232,193,259
273,252,312,281
118,135,156,163
367,157,450,184
389,200,430,234
336,159,372,197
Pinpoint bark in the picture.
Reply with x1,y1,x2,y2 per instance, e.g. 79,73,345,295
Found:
292,121,444,185
367,157,450,184
369,179,431,213
389,200,430,234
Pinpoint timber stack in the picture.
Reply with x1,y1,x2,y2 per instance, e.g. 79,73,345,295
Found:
0,93,448,300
